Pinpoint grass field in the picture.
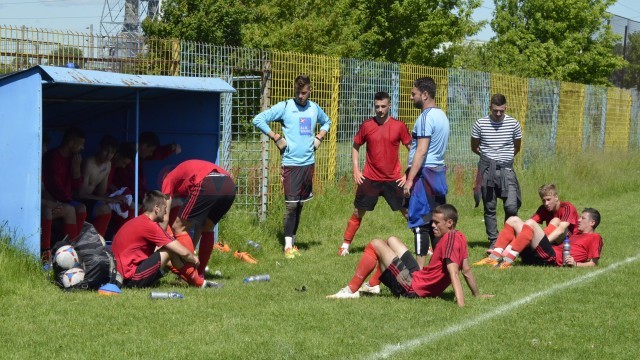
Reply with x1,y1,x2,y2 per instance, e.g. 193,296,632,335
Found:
1,152,640,359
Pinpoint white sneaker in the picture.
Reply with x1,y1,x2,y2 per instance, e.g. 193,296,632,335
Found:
326,286,360,299
358,283,380,294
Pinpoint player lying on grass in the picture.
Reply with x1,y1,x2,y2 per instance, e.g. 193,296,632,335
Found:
327,204,493,307
474,208,602,269
474,183,581,268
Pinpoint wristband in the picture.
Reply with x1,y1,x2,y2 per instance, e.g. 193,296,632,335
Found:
315,136,323,142
272,135,284,144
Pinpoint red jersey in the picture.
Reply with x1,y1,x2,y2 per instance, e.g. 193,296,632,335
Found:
411,230,468,297
109,143,175,201
111,215,174,279
531,201,579,235
353,117,411,181
553,232,603,266
161,160,230,197
42,148,83,202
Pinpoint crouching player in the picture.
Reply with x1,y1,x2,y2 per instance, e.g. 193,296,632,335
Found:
111,191,220,288
476,208,602,268
327,204,493,307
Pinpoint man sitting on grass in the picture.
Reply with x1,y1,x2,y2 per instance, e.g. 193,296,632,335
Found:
111,190,220,288
474,183,581,269
327,204,493,307
475,208,602,269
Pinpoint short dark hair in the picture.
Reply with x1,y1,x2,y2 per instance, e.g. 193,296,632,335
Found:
490,93,507,106
62,126,86,145
115,142,135,161
294,75,311,93
100,135,119,152
413,77,436,99
139,132,160,147
434,204,458,226
583,208,601,229
143,190,167,212
374,91,390,102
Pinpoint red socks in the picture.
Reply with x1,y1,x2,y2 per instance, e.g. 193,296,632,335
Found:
76,211,87,236
63,223,78,240
174,232,195,253
197,232,214,275
510,224,534,253
92,213,112,236
494,223,516,250
343,214,362,244
369,263,382,287
41,218,52,262
170,263,204,287
543,224,557,236
347,242,377,292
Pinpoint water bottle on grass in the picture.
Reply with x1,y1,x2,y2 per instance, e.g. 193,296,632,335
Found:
150,292,184,299
562,236,571,266
244,274,270,283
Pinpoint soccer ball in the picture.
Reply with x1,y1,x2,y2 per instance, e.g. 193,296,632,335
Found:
53,245,80,270
61,268,85,288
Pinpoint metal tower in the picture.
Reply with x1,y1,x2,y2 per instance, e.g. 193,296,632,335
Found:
100,0,162,58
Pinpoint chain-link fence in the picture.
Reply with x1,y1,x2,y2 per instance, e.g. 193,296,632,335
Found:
2,25,640,219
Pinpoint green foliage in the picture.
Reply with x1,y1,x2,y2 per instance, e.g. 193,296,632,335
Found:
612,31,640,89
48,45,85,68
143,0,485,67
141,0,247,45
455,0,626,85
1,153,639,358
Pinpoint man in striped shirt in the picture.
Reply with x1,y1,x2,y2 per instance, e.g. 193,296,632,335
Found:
471,94,523,253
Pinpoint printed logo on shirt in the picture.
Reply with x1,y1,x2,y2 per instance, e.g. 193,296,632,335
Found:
299,117,312,136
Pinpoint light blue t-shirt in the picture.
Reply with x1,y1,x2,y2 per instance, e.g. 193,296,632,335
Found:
407,107,449,167
252,99,331,166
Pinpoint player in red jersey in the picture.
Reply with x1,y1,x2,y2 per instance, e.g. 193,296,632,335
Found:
42,127,87,240
162,160,236,276
474,184,581,269
327,204,493,307
111,190,219,288
338,91,411,257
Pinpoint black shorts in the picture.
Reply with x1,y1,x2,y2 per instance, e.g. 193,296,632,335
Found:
282,164,314,202
380,251,420,298
520,235,558,266
354,178,404,211
124,252,164,288
179,174,236,225
413,225,435,256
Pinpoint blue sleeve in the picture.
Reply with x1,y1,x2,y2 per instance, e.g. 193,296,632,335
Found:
316,104,331,132
415,113,432,138
252,101,287,135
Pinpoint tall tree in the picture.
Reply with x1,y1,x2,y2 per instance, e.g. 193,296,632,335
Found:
613,31,640,89
457,0,625,85
141,0,247,45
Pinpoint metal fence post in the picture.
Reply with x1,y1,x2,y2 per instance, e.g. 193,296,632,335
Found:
258,60,272,222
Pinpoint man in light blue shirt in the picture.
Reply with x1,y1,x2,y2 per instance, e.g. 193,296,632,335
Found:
252,75,331,258
403,77,450,267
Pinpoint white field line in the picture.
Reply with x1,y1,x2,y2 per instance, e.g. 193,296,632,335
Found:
365,255,640,360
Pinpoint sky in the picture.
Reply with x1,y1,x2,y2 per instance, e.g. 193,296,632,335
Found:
1,0,640,40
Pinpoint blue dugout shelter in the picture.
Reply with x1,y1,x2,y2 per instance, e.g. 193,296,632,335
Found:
0,65,235,256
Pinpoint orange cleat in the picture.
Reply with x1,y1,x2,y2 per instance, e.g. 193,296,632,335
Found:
234,250,258,264
214,242,231,253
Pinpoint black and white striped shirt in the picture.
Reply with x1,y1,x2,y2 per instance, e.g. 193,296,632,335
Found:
471,115,522,162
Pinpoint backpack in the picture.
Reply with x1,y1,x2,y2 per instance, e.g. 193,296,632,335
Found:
51,223,122,291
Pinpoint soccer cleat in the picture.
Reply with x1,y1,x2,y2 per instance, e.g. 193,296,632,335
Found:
214,242,231,253
284,247,296,259
202,280,223,289
473,257,499,267
291,246,302,257
326,286,360,299
358,283,381,294
337,247,349,256
233,251,258,264
494,260,513,270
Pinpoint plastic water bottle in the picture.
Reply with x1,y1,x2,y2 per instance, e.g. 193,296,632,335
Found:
150,292,184,299
244,274,270,283
247,240,261,250
562,236,571,265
